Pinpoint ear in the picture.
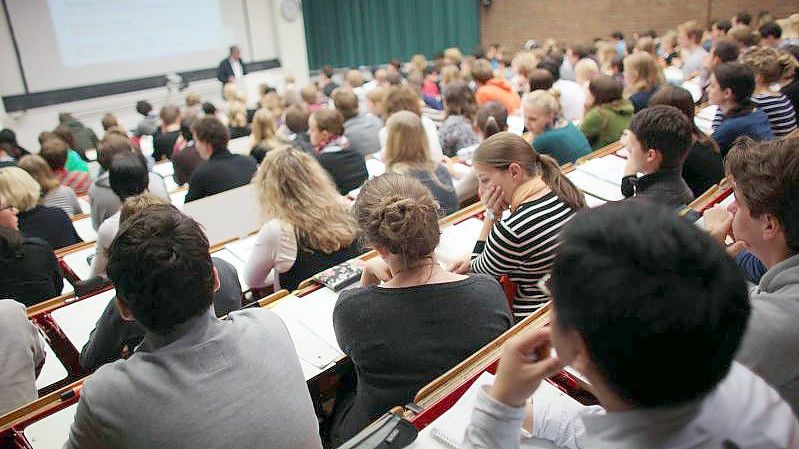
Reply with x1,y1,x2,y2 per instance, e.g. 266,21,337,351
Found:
646,148,662,167
508,162,524,180
116,296,136,322
761,214,785,242
212,266,221,293
722,86,734,101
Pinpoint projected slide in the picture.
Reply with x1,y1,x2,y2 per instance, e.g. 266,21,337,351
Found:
47,0,233,67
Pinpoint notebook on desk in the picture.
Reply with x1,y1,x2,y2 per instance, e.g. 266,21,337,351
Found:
435,217,484,266
565,170,624,202
574,156,627,186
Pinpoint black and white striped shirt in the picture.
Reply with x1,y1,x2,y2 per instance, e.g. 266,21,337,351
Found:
470,192,576,320
751,94,798,138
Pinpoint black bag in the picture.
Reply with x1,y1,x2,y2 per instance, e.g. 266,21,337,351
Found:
337,411,418,449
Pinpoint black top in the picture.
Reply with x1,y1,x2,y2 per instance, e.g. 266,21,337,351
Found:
292,132,316,154
185,149,257,203
621,168,695,208
682,139,724,198
330,274,513,444
629,88,658,113
18,205,82,250
322,81,339,98
79,257,243,372
278,236,364,291
782,78,799,118
0,237,63,307
229,126,250,140
152,129,181,161
171,145,204,186
216,58,248,84
317,147,369,194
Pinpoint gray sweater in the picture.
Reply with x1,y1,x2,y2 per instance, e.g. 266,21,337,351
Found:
737,253,799,415
0,300,45,415
89,171,169,230
64,308,322,449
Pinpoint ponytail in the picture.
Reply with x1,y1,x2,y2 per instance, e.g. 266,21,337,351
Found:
537,154,586,210
484,116,501,138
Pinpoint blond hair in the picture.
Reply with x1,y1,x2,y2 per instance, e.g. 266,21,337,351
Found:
384,111,433,173
574,58,600,85
300,84,319,104
227,101,248,128
120,193,169,223
634,37,657,56
443,47,463,65
253,146,357,253
512,51,539,78
678,20,704,44
0,167,41,212
261,91,284,118
523,89,562,116
223,83,240,102
440,64,460,87
410,54,427,75
345,69,364,88
185,93,201,107
623,52,664,95
17,155,60,197
251,108,279,147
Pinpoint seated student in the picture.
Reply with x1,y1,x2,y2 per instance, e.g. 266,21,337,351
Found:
134,100,159,137
64,205,322,449
379,85,444,162
449,132,585,320
649,85,724,198
621,105,695,207
333,88,382,157
226,101,250,140
455,101,509,162
171,117,204,186
709,63,774,156
464,202,799,449
384,111,459,215
49,128,90,173
0,299,45,415
707,40,742,130
152,105,181,161
780,46,799,114
471,58,521,114
330,174,512,445
249,108,291,164
0,128,30,160
58,113,98,158
309,109,368,194
438,81,480,157
80,193,243,372
580,75,634,150
283,104,315,154
678,20,710,79
90,134,169,229
243,147,363,291
538,58,586,122
623,52,663,112
185,117,257,203
524,90,592,165
39,137,91,196
319,65,339,98
0,167,81,250
707,137,799,414
741,47,798,138
760,21,783,49
0,193,63,306
18,155,82,216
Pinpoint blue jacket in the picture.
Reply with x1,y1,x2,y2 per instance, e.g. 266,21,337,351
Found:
713,108,773,157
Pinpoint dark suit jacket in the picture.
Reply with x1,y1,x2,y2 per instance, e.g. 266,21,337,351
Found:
217,58,248,84
184,149,257,202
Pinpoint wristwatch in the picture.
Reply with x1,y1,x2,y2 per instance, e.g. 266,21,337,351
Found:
485,209,496,221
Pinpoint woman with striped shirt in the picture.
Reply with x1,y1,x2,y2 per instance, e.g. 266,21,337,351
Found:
742,47,798,138
449,132,585,320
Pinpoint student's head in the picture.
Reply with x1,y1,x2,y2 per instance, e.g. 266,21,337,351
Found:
741,46,792,86
523,89,561,135
725,137,799,265
550,202,749,407
136,100,152,116
712,19,732,40
251,108,278,144
284,104,310,134
0,167,40,213
345,70,364,89
0,193,19,230
610,31,624,42
384,111,430,173
101,113,119,131
708,62,755,110
678,20,704,47
733,11,751,26
711,39,740,67
536,58,561,82
254,146,357,252
300,84,319,105
422,65,437,81
511,52,538,80
52,125,76,150
586,74,623,108
470,59,494,85
185,93,201,108
473,131,585,210
365,87,387,118
332,88,360,121
626,105,692,173
566,43,591,65
622,52,663,94
57,112,75,124
119,193,169,223
17,155,59,197
648,85,718,153
226,101,247,128
160,105,181,126
109,152,148,201
443,80,476,121
759,22,782,47
443,47,463,66
383,85,422,119
633,36,656,56
97,133,136,170
223,83,240,102
353,173,440,263
202,102,217,116
108,205,216,334
308,109,343,146
372,67,387,85
728,25,759,49
574,58,600,86
191,116,230,159
39,138,70,171
475,102,508,139
528,69,554,92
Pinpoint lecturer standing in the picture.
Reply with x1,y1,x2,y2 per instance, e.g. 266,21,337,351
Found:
217,45,247,92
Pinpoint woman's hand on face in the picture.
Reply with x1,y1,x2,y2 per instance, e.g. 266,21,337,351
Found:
480,184,507,217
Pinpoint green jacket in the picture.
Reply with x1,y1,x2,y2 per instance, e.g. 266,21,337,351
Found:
580,99,634,150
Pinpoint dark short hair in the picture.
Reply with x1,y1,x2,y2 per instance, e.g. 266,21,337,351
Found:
537,58,561,81
759,22,782,39
322,65,334,78
529,69,555,91
52,125,76,149
611,31,624,40
285,104,310,133
628,105,693,169
136,100,152,116
714,19,732,33
107,204,214,334
202,102,216,115
735,11,751,25
588,75,623,105
552,202,750,407
312,109,344,135
109,152,148,201
726,137,799,252
191,116,229,153
332,89,360,121
40,138,69,170
713,40,740,63
0,129,17,145
713,62,755,106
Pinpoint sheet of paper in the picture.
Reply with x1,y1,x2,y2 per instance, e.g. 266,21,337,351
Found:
50,289,116,351
365,158,386,178
271,288,344,355
224,235,257,264
274,315,340,377
435,217,484,265
227,136,251,155
170,189,187,210
565,170,624,202
72,217,97,243
428,371,496,447
584,193,606,208
36,337,68,389
62,246,96,281
719,192,735,209
574,156,627,186
25,403,77,449
209,248,250,291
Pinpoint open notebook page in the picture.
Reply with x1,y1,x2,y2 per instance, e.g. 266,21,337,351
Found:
574,156,627,186
565,170,624,202
435,217,484,266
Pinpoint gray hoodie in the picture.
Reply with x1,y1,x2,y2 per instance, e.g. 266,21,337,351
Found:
89,171,169,230
736,253,799,415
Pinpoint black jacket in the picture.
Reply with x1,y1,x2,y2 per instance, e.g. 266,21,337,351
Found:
621,168,695,209
217,58,248,84
17,205,82,250
185,150,257,202
0,237,64,307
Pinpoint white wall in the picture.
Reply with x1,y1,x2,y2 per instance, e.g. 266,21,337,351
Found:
0,0,310,152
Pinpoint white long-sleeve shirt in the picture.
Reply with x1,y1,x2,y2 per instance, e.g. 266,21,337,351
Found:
242,219,298,290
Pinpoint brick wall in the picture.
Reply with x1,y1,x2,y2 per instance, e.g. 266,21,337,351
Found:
480,0,797,51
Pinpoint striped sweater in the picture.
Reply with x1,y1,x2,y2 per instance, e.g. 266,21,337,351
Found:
470,192,576,320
